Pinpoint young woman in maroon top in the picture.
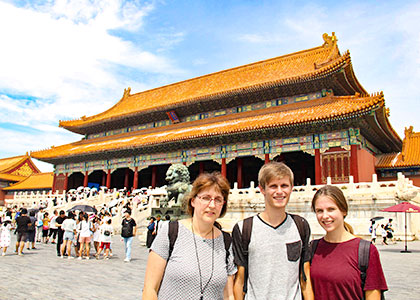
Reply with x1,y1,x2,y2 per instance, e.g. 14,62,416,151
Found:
310,185,387,300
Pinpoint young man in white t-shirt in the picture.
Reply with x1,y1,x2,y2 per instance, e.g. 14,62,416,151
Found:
232,162,313,300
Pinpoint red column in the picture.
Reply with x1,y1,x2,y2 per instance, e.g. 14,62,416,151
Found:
63,173,69,191
106,169,111,189
350,145,359,183
265,153,270,164
315,149,321,185
52,173,57,193
133,167,138,189
124,168,129,188
221,158,227,177
151,166,157,188
101,172,106,187
237,158,243,189
199,161,205,174
83,171,89,187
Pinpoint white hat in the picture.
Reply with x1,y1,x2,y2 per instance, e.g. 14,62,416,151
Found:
3,216,11,222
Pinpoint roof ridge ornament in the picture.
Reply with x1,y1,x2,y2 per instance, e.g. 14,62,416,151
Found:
123,87,131,100
322,32,337,48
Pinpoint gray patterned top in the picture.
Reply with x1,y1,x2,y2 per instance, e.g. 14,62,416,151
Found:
151,221,237,300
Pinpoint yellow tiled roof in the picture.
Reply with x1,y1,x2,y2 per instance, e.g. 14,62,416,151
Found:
3,172,53,190
376,126,420,168
0,173,26,182
60,33,347,129
33,93,384,160
0,155,27,173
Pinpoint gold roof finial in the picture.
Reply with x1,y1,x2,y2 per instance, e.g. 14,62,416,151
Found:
123,87,131,100
322,32,337,48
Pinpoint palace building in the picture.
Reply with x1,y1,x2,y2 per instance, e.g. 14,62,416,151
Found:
0,154,42,205
376,126,420,186
31,33,403,192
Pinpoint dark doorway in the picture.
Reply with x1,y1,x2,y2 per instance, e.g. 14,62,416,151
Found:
88,170,106,187
273,151,315,186
188,160,221,182
227,156,264,188
68,172,84,190
111,168,134,190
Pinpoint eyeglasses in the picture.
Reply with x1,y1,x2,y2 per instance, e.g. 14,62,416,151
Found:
196,195,225,206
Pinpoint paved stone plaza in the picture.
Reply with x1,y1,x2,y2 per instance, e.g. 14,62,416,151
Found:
0,235,419,299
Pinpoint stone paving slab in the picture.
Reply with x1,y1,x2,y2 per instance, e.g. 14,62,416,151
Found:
1,235,419,299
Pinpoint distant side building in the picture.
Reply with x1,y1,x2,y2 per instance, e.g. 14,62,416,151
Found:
0,154,41,205
376,126,420,186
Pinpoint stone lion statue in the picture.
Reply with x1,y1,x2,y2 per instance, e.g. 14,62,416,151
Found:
164,164,192,206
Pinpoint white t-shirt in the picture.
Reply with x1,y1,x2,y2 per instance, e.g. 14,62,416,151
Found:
100,224,113,243
50,215,58,229
78,220,92,237
62,219,76,232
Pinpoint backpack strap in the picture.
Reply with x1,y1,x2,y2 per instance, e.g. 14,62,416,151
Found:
241,216,253,294
358,239,371,291
290,214,311,282
310,239,321,264
168,220,179,260
222,231,232,266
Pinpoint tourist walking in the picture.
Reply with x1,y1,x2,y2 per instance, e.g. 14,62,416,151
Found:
146,217,156,248
142,172,236,300
370,221,377,244
55,210,66,256
49,210,59,244
232,162,312,300
77,213,93,260
61,212,77,259
380,224,388,245
36,208,44,243
26,211,37,250
92,216,102,254
121,209,136,262
96,218,113,260
15,208,32,256
42,212,50,243
0,216,13,256
310,185,387,300
385,219,395,244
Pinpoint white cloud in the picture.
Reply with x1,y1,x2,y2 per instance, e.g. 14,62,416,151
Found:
0,0,186,161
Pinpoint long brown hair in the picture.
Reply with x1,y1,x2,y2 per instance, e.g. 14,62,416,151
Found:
183,172,230,218
312,185,354,234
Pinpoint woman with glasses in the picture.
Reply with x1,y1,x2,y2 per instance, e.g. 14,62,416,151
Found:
142,172,237,300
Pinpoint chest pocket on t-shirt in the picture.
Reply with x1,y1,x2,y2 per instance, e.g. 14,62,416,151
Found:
286,240,302,262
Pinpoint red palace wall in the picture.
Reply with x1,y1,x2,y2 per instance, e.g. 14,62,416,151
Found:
357,147,376,182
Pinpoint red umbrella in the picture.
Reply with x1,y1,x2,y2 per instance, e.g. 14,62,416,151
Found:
381,202,420,252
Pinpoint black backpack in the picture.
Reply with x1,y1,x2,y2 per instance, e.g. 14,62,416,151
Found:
167,220,232,266
235,214,311,293
310,238,385,300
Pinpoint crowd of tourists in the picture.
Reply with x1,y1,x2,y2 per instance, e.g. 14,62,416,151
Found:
0,204,137,262
1,161,389,299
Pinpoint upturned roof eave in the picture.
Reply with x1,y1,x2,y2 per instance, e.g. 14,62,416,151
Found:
60,57,350,135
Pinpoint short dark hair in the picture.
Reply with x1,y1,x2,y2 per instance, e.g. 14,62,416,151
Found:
21,208,28,214
59,210,65,215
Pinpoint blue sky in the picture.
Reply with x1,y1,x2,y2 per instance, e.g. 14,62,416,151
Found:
1,0,419,172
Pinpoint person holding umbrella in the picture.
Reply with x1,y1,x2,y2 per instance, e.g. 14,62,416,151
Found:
310,185,387,300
